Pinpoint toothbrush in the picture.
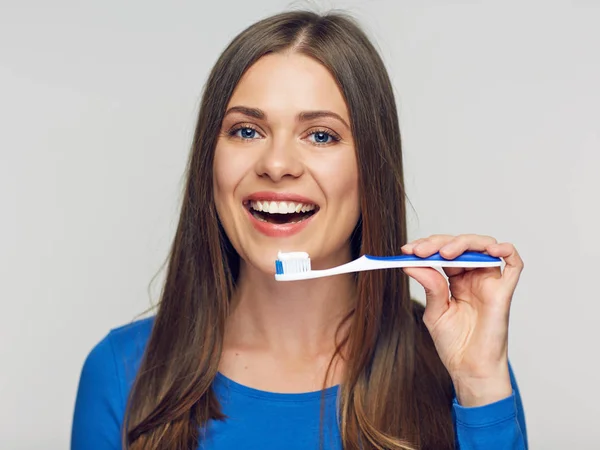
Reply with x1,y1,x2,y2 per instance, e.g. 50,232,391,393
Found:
274,251,502,281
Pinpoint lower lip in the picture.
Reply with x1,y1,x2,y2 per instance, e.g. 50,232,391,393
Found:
245,208,316,237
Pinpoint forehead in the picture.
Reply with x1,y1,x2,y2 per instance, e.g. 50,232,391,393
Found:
227,52,349,118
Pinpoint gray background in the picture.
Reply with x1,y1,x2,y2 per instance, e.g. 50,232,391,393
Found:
1,0,599,448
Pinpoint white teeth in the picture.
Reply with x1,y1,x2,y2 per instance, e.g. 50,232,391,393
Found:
249,200,317,214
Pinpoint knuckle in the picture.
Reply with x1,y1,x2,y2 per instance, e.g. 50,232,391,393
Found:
432,234,454,244
457,234,472,243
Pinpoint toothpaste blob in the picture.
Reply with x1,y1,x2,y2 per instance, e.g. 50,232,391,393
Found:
277,251,309,260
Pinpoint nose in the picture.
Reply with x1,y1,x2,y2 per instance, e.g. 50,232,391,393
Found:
254,138,304,182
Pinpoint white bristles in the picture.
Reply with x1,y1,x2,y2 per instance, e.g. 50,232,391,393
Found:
276,251,311,274
282,258,311,273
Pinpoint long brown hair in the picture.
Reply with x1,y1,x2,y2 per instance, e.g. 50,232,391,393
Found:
125,10,454,450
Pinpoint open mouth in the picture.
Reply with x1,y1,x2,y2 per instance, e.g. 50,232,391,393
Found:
244,200,319,225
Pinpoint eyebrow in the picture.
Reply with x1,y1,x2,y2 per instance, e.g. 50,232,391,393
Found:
223,106,350,130
224,106,265,120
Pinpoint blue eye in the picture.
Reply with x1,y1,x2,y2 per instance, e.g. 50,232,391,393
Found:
235,127,258,139
309,131,338,144
230,126,261,140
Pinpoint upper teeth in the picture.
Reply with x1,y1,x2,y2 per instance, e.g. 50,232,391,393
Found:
250,201,316,214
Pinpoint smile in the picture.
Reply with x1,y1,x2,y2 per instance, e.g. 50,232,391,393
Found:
245,200,318,225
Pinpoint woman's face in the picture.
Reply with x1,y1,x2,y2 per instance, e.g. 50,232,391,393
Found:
213,52,360,275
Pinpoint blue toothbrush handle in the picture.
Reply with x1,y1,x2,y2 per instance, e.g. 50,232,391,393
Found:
364,251,501,263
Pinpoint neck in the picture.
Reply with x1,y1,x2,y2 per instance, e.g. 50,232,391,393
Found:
225,262,355,358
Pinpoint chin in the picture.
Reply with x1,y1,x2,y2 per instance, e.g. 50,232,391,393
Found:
238,252,279,278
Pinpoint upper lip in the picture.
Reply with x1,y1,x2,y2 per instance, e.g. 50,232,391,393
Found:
243,191,319,207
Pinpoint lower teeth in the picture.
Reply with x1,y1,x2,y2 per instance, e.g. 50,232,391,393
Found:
256,216,303,224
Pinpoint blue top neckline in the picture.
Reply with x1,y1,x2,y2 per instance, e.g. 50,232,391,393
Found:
214,372,339,402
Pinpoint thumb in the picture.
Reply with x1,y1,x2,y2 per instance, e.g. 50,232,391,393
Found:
403,267,450,326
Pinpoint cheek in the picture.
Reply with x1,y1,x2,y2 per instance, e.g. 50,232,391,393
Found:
324,152,360,212
212,155,228,215
213,143,249,206
213,152,227,198
213,146,242,230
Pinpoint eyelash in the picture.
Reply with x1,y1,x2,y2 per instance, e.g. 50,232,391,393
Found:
227,124,341,145
307,128,341,145
228,124,261,140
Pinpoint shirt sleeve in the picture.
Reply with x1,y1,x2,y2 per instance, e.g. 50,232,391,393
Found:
453,363,527,449
71,333,125,450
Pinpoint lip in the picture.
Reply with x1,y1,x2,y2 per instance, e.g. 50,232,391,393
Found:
243,191,319,238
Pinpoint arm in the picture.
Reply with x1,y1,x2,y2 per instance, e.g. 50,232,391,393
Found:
453,363,527,449
71,334,124,450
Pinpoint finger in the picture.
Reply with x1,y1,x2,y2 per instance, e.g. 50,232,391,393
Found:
403,267,450,326
444,264,501,283
411,234,455,257
486,243,524,291
443,267,465,278
439,234,498,259
401,238,427,254
450,266,500,287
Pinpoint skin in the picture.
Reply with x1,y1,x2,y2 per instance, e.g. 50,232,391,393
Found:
214,52,359,392
213,52,525,406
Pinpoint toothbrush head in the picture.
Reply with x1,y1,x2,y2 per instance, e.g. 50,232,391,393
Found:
275,251,311,279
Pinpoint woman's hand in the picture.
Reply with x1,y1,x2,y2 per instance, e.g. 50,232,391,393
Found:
401,234,524,407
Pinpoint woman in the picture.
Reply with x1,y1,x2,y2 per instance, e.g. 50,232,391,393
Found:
72,10,527,450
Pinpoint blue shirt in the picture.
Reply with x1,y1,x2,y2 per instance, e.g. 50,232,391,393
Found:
71,317,528,449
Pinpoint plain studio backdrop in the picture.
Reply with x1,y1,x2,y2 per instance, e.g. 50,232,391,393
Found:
1,0,598,448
